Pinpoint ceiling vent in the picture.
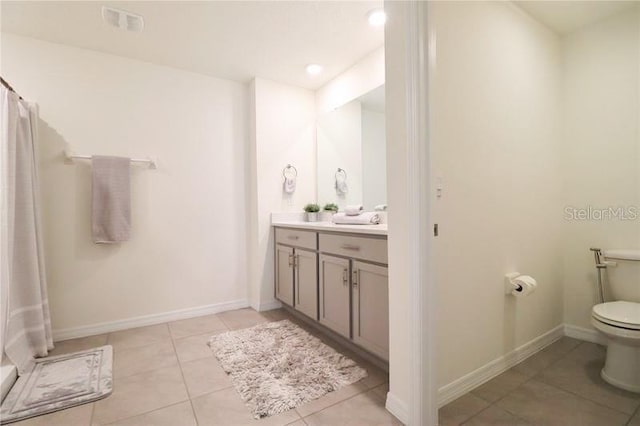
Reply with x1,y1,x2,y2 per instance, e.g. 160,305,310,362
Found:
102,7,144,32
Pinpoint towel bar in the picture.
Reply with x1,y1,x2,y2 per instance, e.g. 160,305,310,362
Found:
64,150,157,169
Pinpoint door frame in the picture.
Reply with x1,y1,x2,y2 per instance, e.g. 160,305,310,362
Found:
407,2,437,424
385,1,437,425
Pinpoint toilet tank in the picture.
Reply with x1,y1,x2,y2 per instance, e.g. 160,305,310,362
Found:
604,250,640,303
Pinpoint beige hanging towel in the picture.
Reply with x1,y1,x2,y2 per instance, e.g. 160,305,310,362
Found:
91,156,131,243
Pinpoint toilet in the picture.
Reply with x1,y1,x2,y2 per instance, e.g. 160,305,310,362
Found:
591,249,640,393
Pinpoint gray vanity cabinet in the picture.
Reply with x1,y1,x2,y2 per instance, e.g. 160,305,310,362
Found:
352,260,389,360
294,248,318,319
274,228,319,320
319,254,351,338
274,226,389,362
275,244,295,306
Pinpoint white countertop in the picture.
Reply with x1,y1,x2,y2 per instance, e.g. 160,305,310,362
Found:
271,220,387,236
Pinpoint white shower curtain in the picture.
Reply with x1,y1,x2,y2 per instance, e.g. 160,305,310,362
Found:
0,85,53,374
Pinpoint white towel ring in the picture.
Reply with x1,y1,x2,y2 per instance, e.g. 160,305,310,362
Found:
335,168,347,180
283,164,298,179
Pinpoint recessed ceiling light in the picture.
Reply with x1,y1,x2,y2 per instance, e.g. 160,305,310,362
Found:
306,64,323,76
367,9,386,27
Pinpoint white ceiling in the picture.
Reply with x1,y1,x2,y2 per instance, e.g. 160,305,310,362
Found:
0,1,384,90
514,1,638,35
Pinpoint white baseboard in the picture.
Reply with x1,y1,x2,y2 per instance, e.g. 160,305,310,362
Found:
564,323,606,345
437,324,565,407
385,391,409,425
52,299,249,342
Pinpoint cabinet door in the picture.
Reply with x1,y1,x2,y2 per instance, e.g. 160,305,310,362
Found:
319,254,351,338
352,261,389,360
275,244,294,306
294,249,318,320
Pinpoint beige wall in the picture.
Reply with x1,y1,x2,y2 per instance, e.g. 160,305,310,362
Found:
562,6,640,329
249,78,317,310
430,2,565,388
1,34,250,334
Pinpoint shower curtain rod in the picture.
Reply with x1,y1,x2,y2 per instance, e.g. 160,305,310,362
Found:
0,76,23,100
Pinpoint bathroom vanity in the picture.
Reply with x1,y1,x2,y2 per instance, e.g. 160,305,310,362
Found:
273,222,389,361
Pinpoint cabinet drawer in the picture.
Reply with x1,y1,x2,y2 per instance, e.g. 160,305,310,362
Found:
275,228,317,250
319,233,387,264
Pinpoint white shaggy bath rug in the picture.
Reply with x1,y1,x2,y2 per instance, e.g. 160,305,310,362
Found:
208,320,367,419
0,346,112,424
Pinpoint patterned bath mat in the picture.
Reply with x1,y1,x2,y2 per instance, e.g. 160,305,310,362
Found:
208,319,367,419
0,346,113,424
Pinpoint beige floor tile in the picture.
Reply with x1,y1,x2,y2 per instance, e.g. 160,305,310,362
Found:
470,370,530,403
181,356,233,398
107,324,171,351
512,337,581,377
535,342,640,414
438,394,490,426
262,308,291,322
285,421,307,426
168,314,228,339
629,409,640,426
371,383,389,402
12,403,93,426
92,365,188,425
461,405,531,426
102,401,197,426
217,308,271,330
191,387,301,425
113,340,178,379
355,361,388,390
303,390,402,426
49,335,108,356
174,330,225,364
496,379,629,426
295,382,368,418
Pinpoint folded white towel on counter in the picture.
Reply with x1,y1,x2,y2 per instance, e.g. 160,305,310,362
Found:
344,205,364,216
332,212,380,225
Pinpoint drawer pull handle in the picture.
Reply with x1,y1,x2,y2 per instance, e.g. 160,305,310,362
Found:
341,244,361,251
342,269,348,286
287,236,300,240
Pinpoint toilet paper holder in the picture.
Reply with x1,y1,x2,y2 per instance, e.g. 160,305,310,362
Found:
504,272,537,295
505,273,523,294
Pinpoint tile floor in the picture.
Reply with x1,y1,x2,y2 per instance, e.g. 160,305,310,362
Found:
13,308,397,426
438,337,640,426
12,311,640,426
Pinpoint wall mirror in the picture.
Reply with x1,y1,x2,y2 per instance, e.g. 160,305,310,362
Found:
316,84,386,211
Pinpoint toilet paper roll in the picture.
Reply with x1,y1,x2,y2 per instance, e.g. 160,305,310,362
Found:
511,275,537,297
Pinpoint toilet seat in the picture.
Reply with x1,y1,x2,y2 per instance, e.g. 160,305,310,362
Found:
592,301,640,330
